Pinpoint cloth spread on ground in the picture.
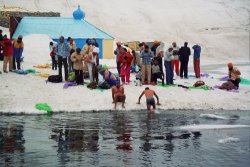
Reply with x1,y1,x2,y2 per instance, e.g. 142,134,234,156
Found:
34,73,50,78
189,73,210,78
14,69,41,75
35,103,53,113
63,81,78,89
213,85,239,93
157,83,177,88
33,64,51,69
14,70,29,75
84,81,106,92
219,76,250,85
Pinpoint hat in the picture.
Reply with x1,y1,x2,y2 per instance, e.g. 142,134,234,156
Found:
153,40,159,45
93,47,99,53
227,62,233,68
102,64,109,70
18,35,23,39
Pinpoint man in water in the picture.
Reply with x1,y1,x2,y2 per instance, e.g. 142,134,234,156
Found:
112,81,126,109
137,87,160,112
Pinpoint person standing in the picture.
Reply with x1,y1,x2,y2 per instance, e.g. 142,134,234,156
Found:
71,48,84,85
68,37,76,73
56,36,70,81
120,48,133,84
192,44,201,78
49,42,57,70
164,46,174,85
114,42,123,75
155,41,165,73
171,42,180,76
85,47,99,83
112,81,126,109
13,35,24,70
179,42,191,78
140,45,153,84
137,87,160,112
0,29,3,61
2,35,13,73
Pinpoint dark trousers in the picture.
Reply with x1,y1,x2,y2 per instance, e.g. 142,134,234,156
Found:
180,61,188,78
231,78,241,88
93,65,99,83
75,70,84,85
52,57,57,70
13,57,21,70
164,61,174,84
58,57,68,80
117,62,121,76
152,72,164,84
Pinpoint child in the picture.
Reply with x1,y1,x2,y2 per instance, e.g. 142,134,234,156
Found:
49,42,57,70
135,68,142,86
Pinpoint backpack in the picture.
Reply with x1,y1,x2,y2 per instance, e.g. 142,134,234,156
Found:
193,80,205,87
48,75,62,83
87,81,97,89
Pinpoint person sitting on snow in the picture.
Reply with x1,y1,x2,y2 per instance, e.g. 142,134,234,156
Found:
219,62,241,90
228,62,241,88
151,60,164,85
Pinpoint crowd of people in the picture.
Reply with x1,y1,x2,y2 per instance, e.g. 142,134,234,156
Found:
0,29,242,111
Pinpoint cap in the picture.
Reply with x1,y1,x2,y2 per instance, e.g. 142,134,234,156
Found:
227,62,233,68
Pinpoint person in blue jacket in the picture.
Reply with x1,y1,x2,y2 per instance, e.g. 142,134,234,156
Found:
192,44,201,78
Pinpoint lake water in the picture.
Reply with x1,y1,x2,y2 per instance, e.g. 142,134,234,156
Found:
0,110,249,167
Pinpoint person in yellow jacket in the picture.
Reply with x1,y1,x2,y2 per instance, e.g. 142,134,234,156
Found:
13,35,24,70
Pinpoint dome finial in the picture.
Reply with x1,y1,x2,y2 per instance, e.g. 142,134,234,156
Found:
73,5,85,20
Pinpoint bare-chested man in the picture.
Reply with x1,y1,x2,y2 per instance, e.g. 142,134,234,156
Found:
137,87,160,112
112,81,126,109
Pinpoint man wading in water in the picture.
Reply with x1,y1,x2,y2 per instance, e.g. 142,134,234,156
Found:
112,81,126,109
137,87,160,112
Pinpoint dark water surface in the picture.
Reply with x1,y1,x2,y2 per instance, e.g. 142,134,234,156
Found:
0,110,249,167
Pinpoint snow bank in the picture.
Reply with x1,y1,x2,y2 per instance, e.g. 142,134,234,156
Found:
0,0,250,114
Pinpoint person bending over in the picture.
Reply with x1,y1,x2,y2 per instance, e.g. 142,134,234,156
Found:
112,81,126,109
137,87,160,112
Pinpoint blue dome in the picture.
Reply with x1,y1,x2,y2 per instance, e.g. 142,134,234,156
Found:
73,5,85,20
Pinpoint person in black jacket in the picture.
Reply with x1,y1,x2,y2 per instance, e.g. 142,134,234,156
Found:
179,42,191,78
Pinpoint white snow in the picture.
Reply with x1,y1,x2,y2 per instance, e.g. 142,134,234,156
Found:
0,0,250,113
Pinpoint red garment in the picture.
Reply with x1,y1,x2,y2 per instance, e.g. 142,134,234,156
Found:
193,59,200,78
172,60,180,76
2,38,13,56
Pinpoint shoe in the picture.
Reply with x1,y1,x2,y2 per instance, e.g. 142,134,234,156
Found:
4,71,8,73
9,70,14,72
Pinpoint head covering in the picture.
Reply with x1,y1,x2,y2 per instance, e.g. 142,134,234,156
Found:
102,64,109,70
153,40,159,45
227,62,233,68
93,47,99,53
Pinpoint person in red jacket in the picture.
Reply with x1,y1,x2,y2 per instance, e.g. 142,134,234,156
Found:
1,35,13,73
120,48,133,84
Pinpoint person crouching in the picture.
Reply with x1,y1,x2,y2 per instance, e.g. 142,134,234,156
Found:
71,48,84,85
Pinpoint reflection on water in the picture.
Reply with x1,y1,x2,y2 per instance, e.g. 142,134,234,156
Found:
0,110,249,167
0,121,25,166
